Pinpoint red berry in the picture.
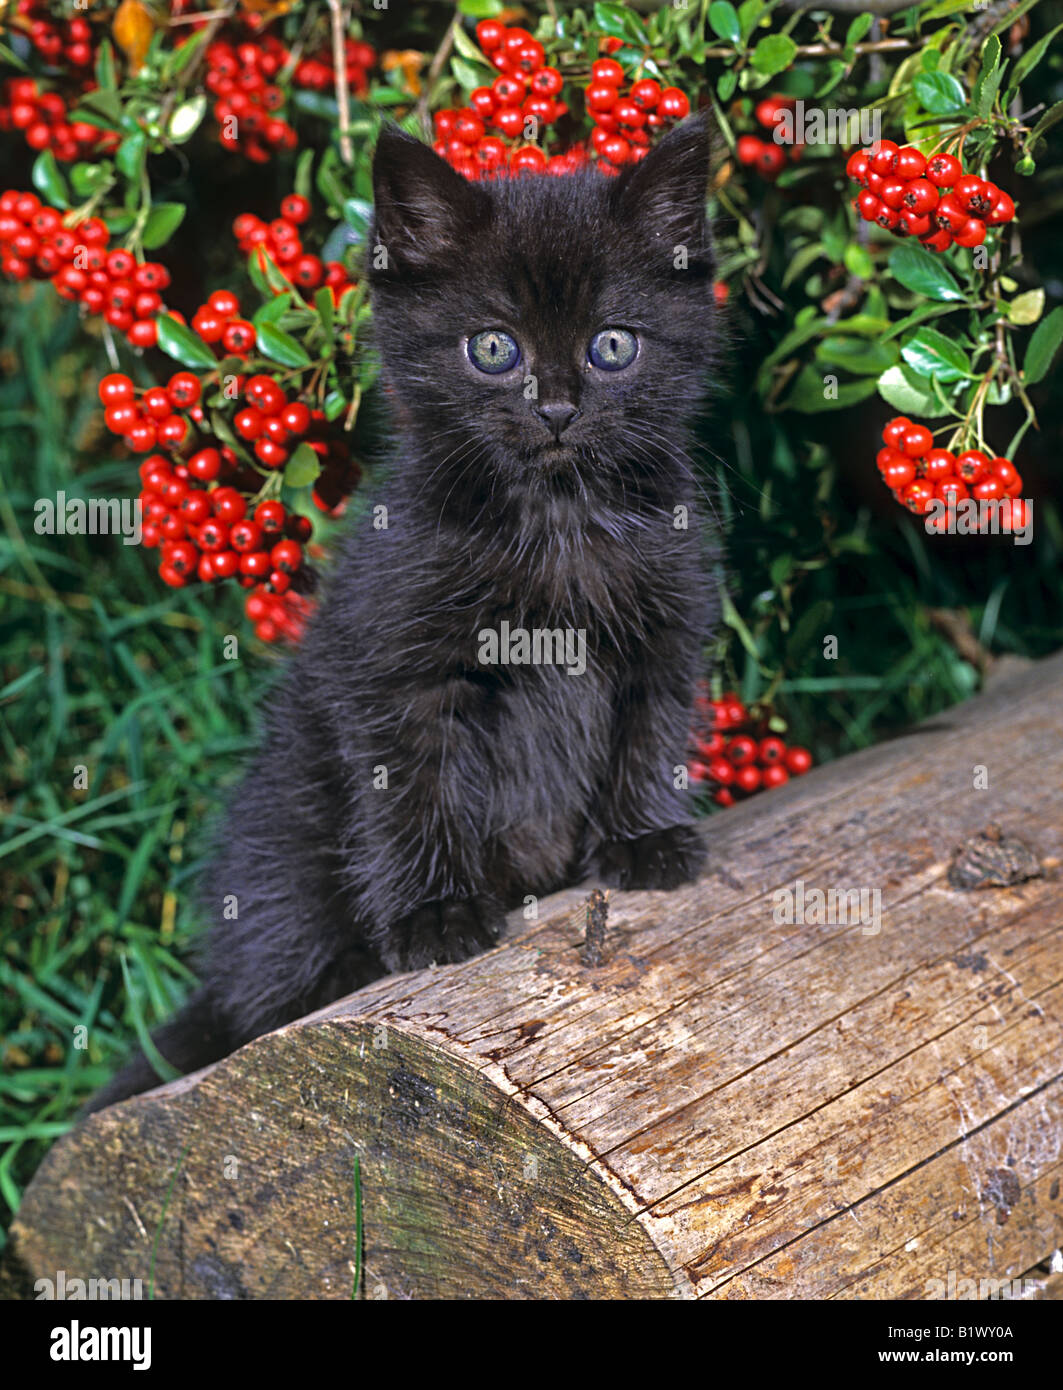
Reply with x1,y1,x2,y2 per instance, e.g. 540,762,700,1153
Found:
142,388,172,421
757,737,787,764
167,372,201,408
986,191,1015,226
922,449,956,483
590,58,624,85
902,424,933,458
925,153,961,188
658,88,690,120
279,401,311,435
270,538,303,573
953,217,986,249
222,319,256,354
734,764,762,794
210,487,246,523
254,500,287,533
761,764,789,789
870,140,900,175
234,407,266,440
895,146,927,181
784,747,812,775
901,479,935,514
726,735,757,767
955,450,988,484
280,193,311,225
99,373,135,405
631,79,661,111
187,448,222,482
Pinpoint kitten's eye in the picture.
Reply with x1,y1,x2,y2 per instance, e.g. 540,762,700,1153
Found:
589,328,638,371
467,330,520,374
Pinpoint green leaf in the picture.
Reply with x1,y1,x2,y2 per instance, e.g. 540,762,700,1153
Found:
69,161,112,198
751,34,797,78
283,442,322,488
1006,23,1063,102
141,203,186,250
156,314,217,370
253,293,293,328
815,60,848,100
888,244,966,302
1023,306,1063,385
913,71,966,115
257,322,312,369
295,148,314,202
876,363,953,417
95,39,117,91
592,2,647,43
717,70,737,102
31,151,70,209
1028,101,1063,153
167,94,207,143
452,55,493,91
115,131,147,181
708,1,742,44
843,242,873,280
458,0,502,13
974,33,1003,118
342,198,372,241
315,286,334,339
1007,289,1044,326
900,326,972,382
324,389,348,422
737,0,765,43
844,13,874,48
814,338,899,375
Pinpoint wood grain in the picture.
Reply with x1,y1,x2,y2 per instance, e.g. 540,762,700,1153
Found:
10,653,1063,1299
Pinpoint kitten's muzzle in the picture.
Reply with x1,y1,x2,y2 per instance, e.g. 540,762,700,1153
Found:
536,401,581,440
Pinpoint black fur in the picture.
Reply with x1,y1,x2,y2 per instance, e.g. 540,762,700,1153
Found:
87,118,722,1113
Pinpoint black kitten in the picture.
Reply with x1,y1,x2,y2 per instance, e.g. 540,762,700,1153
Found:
87,118,721,1112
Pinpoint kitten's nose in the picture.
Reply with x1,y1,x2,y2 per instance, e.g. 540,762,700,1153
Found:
536,401,580,440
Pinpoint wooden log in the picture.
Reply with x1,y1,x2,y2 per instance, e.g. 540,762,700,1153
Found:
9,653,1063,1300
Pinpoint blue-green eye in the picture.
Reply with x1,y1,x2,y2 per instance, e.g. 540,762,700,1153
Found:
468,330,520,374
589,328,638,371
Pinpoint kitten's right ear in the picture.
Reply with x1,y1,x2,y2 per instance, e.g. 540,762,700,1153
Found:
371,126,488,274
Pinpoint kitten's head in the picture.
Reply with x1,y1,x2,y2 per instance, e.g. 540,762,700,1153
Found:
369,119,717,517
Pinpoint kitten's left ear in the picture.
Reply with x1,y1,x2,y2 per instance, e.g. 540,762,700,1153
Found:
371,125,489,275
615,113,714,262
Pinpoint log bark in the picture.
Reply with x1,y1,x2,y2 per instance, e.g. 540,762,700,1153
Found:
9,653,1063,1300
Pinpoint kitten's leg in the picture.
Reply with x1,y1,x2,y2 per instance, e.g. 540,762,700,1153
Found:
349,677,506,972
594,635,707,892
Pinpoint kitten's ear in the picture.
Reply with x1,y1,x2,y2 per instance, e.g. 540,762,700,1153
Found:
615,114,714,262
371,125,488,274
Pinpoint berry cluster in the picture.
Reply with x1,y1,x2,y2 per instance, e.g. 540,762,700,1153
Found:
583,56,690,172
0,189,168,348
736,94,803,181
231,196,354,301
432,20,690,179
0,76,114,161
8,1,98,69
689,691,812,807
292,37,375,96
434,20,571,178
203,36,298,162
877,417,1027,528
244,583,315,645
848,144,1015,252
98,369,318,640
200,31,374,162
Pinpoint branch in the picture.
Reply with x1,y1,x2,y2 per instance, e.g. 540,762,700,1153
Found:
327,0,353,166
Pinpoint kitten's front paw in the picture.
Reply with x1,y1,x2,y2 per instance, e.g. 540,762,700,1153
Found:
598,825,706,892
383,896,504,972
